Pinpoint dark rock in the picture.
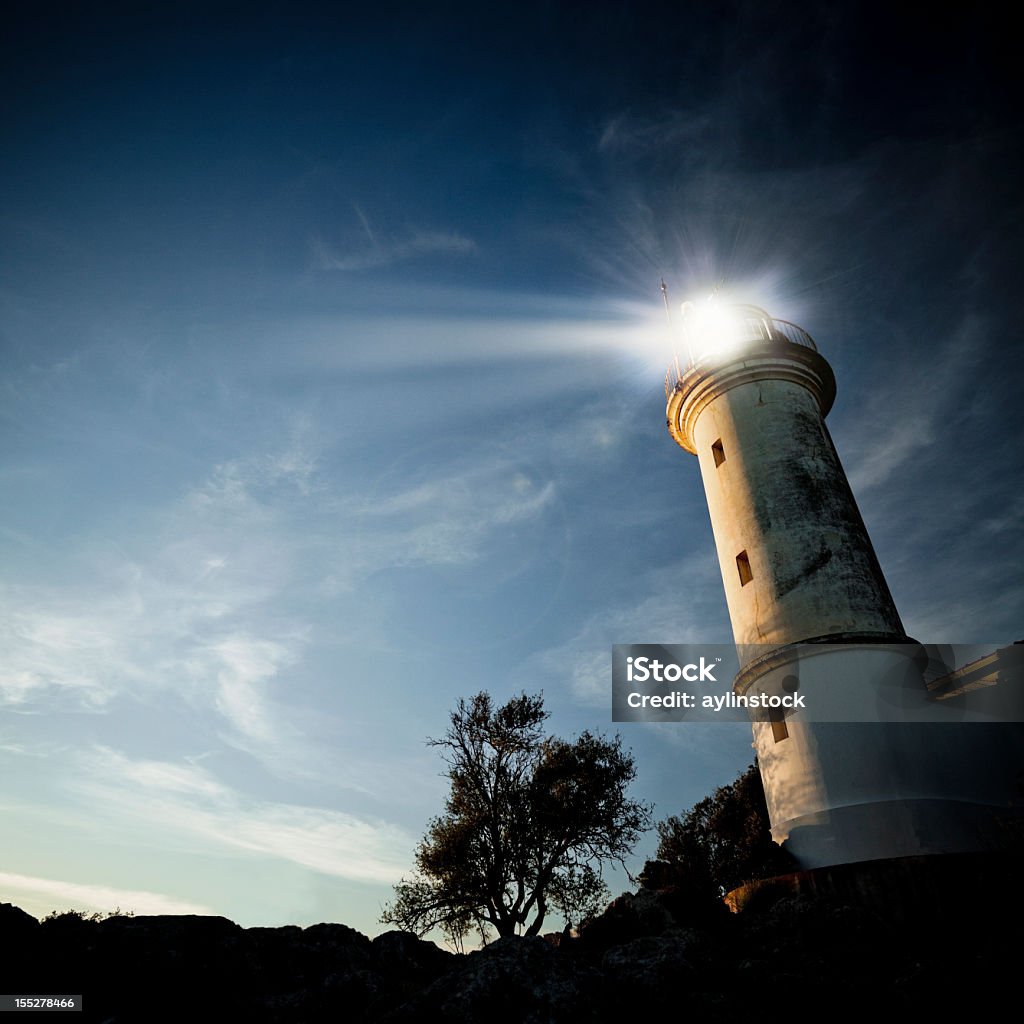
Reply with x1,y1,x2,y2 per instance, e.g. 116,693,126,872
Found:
577,890,672,952
601,930,697,1010
98,912,241,946
0,903,41,980
578,877,730,957
372,930,453,976
0,902,40,940
382,935,603,1023
602,928,697,974
302,921,372,953
654,882,731,927
739,893,895,961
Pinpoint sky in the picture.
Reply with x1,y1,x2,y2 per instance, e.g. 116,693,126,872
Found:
1,2,1021,935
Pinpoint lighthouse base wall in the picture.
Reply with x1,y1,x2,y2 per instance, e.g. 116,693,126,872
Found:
776,798,1024,867
755,720,1024,868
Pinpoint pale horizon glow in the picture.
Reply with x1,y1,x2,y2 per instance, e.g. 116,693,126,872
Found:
0,872,215,920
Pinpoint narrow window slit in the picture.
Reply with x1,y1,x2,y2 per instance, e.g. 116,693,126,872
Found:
736,550,753,586
769,708,789,742
711,439,725,467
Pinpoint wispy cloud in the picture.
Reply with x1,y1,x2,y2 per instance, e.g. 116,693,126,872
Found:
185,434,321,518
352,466,558,574
312,204,477,271
0,600,126,708
0,871,214,917
0,567,303,736
72,748,413,886
0,436,319,769
210,635,292,742
598,109,713,154
845,313,988,493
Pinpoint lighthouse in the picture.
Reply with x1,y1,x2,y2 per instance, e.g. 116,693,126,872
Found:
665,299,1021,867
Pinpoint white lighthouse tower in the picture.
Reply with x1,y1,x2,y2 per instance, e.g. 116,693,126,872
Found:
666,299,1020,867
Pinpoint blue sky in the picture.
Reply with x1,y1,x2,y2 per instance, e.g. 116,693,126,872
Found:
2,3,1021,933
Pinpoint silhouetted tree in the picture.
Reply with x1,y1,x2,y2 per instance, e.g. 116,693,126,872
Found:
650,762,795,897
381,692,651,946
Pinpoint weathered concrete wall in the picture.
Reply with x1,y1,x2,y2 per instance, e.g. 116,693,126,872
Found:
689,372,904,655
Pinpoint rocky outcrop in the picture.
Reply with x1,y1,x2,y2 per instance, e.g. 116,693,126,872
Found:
1,868,1020,1022
0,902,40,937
2,909,451,1022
